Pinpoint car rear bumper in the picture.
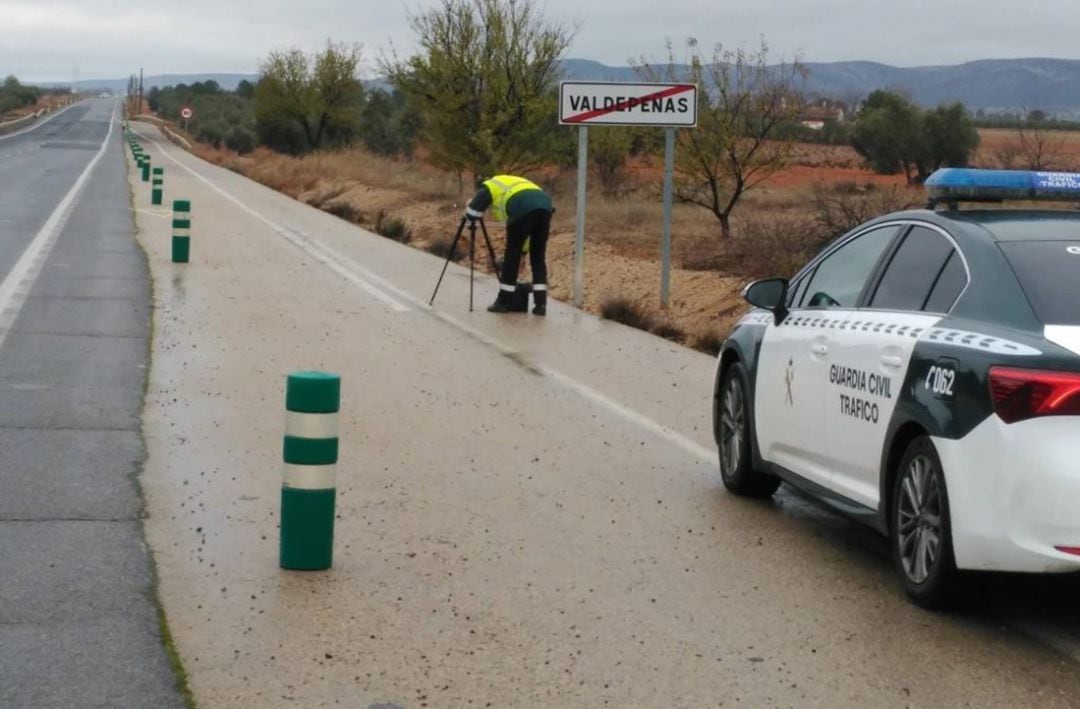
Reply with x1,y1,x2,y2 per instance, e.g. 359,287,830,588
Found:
934,416,1080,573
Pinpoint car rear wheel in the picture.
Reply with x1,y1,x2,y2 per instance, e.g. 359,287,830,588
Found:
718,362,780,498
891,436,964,608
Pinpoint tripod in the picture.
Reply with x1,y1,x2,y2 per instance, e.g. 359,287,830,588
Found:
429,216,501,310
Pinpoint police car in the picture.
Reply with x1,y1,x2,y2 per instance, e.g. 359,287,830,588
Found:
713,169,1080,607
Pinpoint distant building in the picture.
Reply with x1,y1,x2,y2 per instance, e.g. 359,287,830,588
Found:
799,102,846,130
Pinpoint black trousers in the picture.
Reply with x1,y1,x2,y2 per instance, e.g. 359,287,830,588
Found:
500,209,551,287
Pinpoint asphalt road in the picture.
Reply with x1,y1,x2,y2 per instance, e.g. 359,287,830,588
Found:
0,100,184,707
130,122,1080,708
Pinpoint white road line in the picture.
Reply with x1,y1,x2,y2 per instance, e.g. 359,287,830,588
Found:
0,100,83,142
137,127,716,465
0,103,117,350
140,131,410,313
430,306,717,463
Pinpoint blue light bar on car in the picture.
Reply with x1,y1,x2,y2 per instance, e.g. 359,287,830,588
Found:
926,168,1080,204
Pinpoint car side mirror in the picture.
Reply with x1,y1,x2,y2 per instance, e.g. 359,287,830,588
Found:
743,278,789,324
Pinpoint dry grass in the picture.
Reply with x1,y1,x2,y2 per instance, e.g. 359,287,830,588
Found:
194,145,461,200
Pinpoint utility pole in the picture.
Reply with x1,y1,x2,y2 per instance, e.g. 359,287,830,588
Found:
138,68,143,116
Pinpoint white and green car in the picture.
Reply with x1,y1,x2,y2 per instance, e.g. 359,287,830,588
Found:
714,169,1080,607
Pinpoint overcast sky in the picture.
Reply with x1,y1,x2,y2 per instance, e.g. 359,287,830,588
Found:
4,0,1080,82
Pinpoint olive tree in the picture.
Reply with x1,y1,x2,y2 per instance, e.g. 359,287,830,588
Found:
382,0,574,184
851,91,979,183
255,41,364,153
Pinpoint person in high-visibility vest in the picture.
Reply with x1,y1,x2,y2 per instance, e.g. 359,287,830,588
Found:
465,174,554,315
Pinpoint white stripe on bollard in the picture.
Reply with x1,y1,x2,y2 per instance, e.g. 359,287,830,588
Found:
283,464,337,490
284,411,339,439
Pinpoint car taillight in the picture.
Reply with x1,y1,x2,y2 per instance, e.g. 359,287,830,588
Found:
989,367,1080,424
1056,546,1080,557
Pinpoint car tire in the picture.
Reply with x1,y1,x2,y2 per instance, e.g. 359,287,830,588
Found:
891,436,966,608
718,362,781,498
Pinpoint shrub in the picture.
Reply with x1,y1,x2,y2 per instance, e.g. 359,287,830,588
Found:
691,329,724,356
649,320,685,341
600,295,686,342
731,213,828,279
224,126,256,154
811,182,920,239
195,121,226,147
323,201,363,223
423,232,459,259
600,296,657,331
374,211,412,243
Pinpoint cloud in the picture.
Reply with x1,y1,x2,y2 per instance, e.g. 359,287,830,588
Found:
2,0,1079,82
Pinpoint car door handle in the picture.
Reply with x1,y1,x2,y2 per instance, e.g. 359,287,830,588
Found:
811,343,829,356
881,354,904,368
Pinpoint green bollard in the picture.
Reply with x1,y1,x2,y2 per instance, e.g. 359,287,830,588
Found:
151,167,164,206
172,199,190,263
141,158,151,182
280,371,340,571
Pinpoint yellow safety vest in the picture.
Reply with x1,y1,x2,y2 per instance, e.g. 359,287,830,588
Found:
483,175,542,223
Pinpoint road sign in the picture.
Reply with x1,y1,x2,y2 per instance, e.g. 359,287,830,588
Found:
560,81,697,307
180,106,193,120
559,82,697,127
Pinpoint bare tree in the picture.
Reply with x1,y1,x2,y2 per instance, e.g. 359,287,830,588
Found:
636,39,806,239
1016,123,1067,170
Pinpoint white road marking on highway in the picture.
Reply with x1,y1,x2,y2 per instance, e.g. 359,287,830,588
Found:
134,208,172,219
142,134,410,313
0,103,117,350
138,127,716,465
421,304,717,463
0,101,82,142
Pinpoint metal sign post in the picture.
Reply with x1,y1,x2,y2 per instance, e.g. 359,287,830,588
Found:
559,81,697,309
180,106,193,133
661,127,675,307
574,125,588,307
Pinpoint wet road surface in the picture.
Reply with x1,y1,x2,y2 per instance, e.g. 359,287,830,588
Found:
131,122,1080,708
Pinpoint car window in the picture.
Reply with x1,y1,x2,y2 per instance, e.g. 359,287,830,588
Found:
923,250,967,313
803,226,899,308
869,226,958,311
787,274,810,308
999,240,1080,324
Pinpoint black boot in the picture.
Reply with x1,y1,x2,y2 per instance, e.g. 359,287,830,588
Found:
510,283,532,313
532,289,547,316
487,289,513,313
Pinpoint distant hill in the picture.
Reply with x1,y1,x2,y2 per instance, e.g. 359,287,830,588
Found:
38,73,259,94
799,58,1080,115
562,57,1080,117
51,57,1080,116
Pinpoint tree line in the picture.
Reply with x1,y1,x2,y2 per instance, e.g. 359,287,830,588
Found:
144,0,1016,240
1,75,43,116
146,49,419,159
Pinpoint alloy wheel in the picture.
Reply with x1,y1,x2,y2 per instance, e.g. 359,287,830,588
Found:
896,454,943,584
719,377,744,476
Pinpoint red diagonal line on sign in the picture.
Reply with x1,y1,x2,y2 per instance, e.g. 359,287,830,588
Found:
564,84,694,124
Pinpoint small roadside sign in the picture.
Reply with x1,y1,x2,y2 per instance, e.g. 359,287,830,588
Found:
559,81,697,127
180,106,193,120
